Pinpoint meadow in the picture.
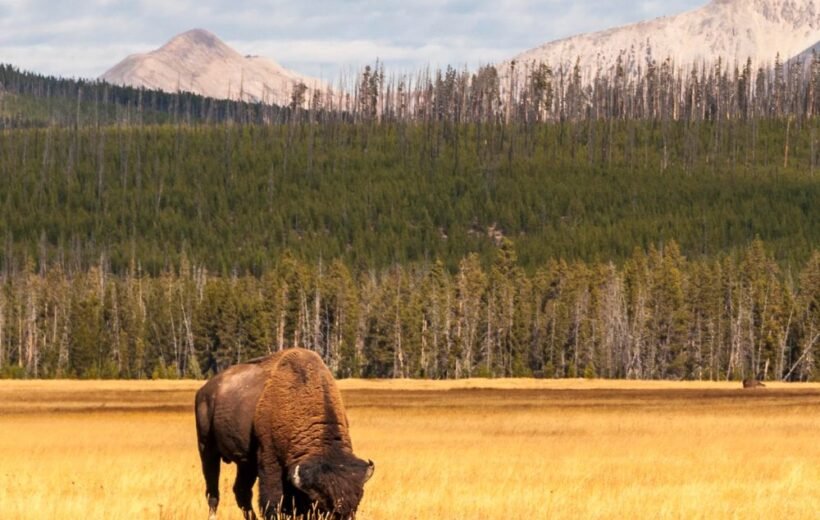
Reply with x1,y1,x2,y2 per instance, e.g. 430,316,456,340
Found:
1,379,819,519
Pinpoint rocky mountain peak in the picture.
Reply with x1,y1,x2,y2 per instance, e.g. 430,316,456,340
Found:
169,28,223,47
506,0,819,77
101,29,324,106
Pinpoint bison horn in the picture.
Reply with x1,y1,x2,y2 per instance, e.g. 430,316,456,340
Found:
291,464,304,490
364,459,375,482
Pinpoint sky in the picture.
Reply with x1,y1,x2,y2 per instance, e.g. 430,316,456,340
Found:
0,0,706,80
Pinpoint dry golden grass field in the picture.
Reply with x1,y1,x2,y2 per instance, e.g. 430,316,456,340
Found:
1,379,819,519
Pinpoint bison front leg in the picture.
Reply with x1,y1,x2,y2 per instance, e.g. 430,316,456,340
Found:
234,461,258,520
257,446,285,520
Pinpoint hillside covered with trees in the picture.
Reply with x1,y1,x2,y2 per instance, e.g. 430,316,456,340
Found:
0,54,817,380
0,119,817,273
0,64,290,128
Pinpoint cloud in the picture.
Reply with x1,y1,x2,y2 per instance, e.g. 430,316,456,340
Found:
0,43,145,78
233,38,521,79
0,0,706,79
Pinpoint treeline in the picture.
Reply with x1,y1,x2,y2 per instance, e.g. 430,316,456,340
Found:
1,119,818,274
2,49,818,128
0,240,817,381
0,64,291,128
351,52,819,125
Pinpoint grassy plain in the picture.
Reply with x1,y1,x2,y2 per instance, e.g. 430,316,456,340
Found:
0,379,819,519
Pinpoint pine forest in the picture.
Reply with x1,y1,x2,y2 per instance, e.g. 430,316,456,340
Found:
0,53,818,381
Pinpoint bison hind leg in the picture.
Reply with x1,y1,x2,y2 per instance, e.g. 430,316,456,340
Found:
199,446,221,520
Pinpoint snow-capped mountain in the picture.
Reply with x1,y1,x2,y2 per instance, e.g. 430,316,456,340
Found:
101,29,323,106
508,0,819,75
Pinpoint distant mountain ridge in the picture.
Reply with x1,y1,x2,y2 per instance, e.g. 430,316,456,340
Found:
101,29,323,106
508,0,819,75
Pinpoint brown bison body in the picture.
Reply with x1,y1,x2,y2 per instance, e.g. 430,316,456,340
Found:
195,348,373,520
742,379,766,388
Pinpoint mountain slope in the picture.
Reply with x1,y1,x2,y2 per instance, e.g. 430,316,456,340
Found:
509,0,819,74
101,29,323,106
791,40,820,63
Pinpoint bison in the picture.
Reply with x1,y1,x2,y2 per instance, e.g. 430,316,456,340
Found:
195,348,374,520
742,378,766,388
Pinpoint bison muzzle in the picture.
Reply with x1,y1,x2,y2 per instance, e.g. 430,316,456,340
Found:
195,348,374,520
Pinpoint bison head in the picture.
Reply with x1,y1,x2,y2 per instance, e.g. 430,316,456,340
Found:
290,455,374,519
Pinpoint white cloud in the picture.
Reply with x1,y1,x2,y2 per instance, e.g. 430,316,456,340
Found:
1,43,148,78
231,38,520,78
0,0,706,79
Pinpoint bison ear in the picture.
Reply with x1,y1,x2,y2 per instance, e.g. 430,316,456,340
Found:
364,460,375,482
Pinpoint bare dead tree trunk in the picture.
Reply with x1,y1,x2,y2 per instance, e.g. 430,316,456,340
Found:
24,282,37,375
485,299,493,375
0,289,5,371
776,308,793,379
784,116,792,169
420,314,428,377
181,297,195,367
17,306,23,368
393,283,404,378
330,306,341,374
111,285,122,373
628,288,647,379
455,290,464,378
294,289,308,349
277,285,286,352
313,272,322,354
58,296,70,375
169,291,179,374
754,285,771,377
784,332,819,381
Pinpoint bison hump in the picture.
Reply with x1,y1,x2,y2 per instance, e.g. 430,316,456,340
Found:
254,348,352,464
